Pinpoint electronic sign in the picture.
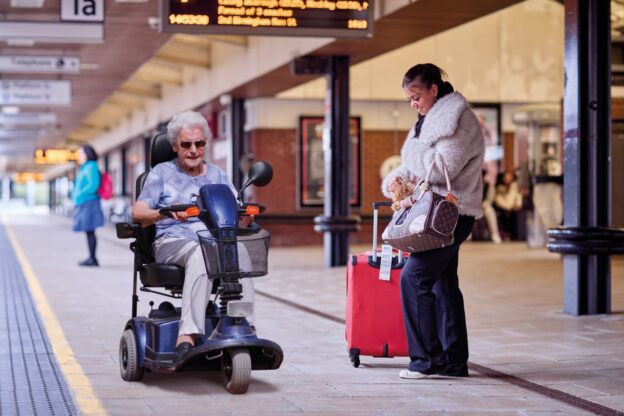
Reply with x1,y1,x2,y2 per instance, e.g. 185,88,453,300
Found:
160,0,372,38
34,148,79,165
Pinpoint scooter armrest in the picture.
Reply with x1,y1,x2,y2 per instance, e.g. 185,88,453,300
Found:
116,222,140,239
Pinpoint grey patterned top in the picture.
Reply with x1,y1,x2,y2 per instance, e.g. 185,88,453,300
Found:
137,160,236,240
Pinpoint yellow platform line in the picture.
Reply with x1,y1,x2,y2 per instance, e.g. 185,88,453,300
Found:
4,220,107,416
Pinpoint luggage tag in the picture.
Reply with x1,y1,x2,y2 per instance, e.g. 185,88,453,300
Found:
379,244,393,281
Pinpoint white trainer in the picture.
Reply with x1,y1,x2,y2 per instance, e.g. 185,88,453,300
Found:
399,369,430,379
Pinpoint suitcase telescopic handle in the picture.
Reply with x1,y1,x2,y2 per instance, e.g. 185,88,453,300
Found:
372,202,403,263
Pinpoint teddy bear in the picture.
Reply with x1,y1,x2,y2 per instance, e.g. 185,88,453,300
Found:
390,178,417,211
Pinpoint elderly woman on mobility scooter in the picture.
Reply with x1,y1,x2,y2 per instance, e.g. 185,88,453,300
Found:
131,111,256,360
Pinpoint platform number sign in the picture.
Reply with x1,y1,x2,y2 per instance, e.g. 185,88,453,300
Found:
60,0,104,23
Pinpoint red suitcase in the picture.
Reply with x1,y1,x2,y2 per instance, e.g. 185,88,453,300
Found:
346,202,409,367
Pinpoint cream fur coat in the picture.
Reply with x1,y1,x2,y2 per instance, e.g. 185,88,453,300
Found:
381,92,485,218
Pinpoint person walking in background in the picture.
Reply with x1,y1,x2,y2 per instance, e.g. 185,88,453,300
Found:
72,145,104,267
382,63,484,379
494,171,523,241
482,170,503,243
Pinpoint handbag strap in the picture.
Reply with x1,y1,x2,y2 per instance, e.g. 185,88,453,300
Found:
423,158,452,193
411,157,454,204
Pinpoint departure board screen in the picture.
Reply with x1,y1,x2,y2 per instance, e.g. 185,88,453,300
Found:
160,0,373,38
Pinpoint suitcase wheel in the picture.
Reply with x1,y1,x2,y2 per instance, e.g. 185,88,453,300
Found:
349,348,360,368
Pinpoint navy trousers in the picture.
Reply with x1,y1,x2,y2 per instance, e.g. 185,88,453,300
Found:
399,215,475,373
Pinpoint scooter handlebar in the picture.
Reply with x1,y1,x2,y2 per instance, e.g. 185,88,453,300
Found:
159,202,263,220
239,203,265,216
159,204,200,218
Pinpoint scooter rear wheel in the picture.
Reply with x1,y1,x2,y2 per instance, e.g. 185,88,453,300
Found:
221,348,251,394
120,329,144,381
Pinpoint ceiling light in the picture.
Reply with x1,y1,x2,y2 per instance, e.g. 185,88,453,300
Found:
220,94,232,106
6,39,35,47
10,0,44,7
0,22,103,44
1,106,20,115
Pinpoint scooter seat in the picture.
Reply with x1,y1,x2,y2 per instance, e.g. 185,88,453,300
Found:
141,263,185,288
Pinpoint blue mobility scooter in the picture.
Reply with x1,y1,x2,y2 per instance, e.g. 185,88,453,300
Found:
115,133,283,394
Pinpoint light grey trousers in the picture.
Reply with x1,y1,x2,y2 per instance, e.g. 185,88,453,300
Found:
154,237,255,337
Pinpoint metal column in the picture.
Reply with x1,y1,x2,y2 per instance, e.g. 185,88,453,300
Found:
316,56,360,267
231,98,246,191
121,146,128,197
48,179,55,211
143,134,150,172
561,0,611,315
291,55,360,267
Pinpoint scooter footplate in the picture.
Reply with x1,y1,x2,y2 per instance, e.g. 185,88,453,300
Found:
174,338,283,372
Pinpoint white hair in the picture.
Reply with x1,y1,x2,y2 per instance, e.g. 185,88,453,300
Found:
166,111,212,144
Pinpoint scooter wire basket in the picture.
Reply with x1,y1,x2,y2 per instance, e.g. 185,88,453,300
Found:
197,229,271,279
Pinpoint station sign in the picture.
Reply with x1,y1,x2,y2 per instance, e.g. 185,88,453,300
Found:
0,56,80,74
61,0,105,22
0,80,71,106
0,112,57,126
12,172,45,183
160,0,373,38
34,148,80,165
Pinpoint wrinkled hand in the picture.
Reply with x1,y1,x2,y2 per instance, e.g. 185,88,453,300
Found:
239,215,255,228
171,211,190,222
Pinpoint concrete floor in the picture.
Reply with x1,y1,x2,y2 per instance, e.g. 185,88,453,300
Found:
3,212,624,415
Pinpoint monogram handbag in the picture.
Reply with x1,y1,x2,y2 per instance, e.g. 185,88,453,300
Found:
382,160,459,253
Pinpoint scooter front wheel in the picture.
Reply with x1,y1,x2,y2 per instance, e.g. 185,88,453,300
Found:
120,329,144,381
221,348,251,394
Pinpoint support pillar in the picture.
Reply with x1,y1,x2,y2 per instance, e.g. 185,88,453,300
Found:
316,56,360,267
559,0,611,315
292,55,360,267
231,98,246,191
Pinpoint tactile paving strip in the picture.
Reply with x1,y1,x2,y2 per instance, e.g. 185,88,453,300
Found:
0,226,76,416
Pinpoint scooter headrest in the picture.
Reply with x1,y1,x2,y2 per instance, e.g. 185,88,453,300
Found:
150,132,177,168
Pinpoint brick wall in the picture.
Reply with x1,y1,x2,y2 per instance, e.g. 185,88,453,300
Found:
613,97,624,119
249,128,408,246
248,129,298,214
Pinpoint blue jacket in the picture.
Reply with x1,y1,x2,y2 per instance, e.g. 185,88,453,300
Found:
72,160,101,206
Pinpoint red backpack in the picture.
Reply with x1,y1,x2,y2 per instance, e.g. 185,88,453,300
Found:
98,171,113,200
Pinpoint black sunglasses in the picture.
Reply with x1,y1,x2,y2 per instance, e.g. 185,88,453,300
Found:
178,140,207,149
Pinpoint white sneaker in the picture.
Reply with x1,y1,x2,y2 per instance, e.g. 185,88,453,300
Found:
399,369,430,379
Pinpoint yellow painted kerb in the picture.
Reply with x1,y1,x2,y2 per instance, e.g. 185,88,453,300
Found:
4,220,107,416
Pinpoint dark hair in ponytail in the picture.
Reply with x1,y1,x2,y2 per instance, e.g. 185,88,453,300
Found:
81,145,98,161
402,63,454,100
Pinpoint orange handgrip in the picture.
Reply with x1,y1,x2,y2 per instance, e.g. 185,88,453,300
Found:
246,205,260,216
186,207,200,217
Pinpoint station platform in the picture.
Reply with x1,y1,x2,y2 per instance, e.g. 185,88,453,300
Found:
1,211,623,416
